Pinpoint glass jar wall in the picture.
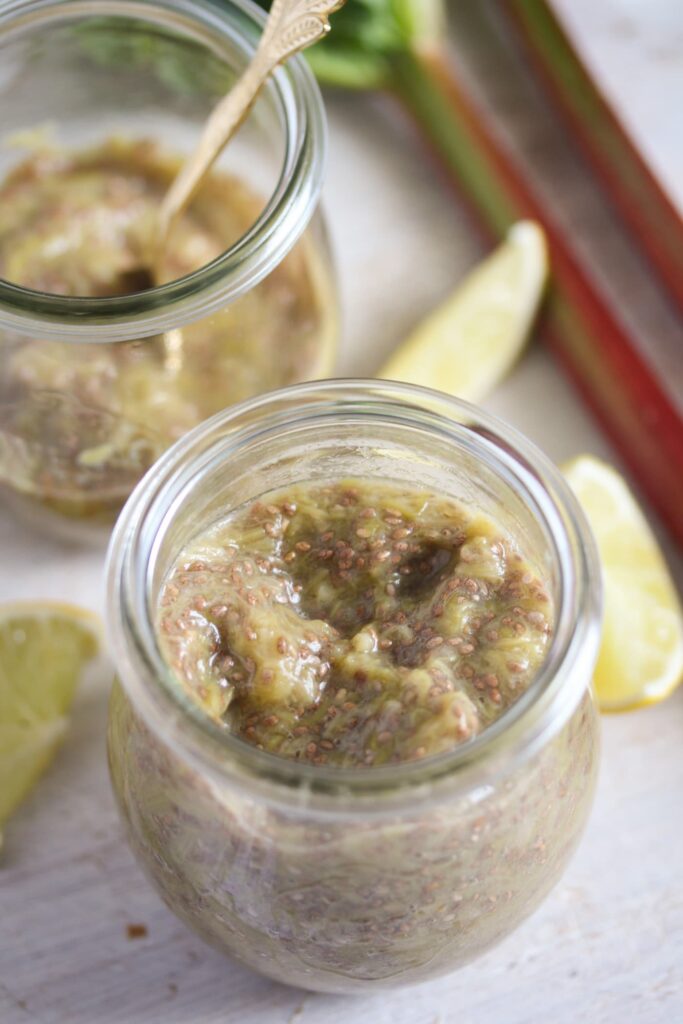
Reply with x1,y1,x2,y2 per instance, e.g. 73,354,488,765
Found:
106,381,602,993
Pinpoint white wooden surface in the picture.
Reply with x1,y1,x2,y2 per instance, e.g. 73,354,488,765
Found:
1,10,683,1021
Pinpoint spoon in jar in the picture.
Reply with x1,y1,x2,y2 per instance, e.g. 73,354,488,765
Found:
120,0,346,370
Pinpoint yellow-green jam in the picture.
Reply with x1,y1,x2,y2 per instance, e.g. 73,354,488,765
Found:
158,479,553,766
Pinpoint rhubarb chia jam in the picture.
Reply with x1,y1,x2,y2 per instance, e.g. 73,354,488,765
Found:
158,480,554,766
107,381,602,993
0,0,335,531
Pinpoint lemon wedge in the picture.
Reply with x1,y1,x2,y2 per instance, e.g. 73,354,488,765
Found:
0,601,100,833
378,221,548,401
563,456,683,711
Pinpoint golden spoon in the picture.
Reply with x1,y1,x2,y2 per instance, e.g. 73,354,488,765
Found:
122,0,345,369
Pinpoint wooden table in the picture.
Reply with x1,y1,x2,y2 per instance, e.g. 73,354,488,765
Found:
1,7,682,1020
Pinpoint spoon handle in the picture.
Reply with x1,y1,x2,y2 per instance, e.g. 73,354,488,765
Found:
157,0,345,247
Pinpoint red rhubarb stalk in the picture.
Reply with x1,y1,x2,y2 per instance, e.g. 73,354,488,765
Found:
256,0,683,543
390,49,683,544
504,0,683,311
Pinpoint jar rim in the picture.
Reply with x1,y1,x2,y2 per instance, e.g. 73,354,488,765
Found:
106,380,602,812
0,0,327,341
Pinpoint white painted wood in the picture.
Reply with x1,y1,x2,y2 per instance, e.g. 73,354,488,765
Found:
1,14,682,1020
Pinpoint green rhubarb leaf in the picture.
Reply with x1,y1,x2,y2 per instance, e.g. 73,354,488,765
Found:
70,18,233,98
73,2,447,96
255,0,445,89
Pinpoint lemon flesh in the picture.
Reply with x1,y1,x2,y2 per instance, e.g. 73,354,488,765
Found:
378,221,548,402
563,456,683,711
0,602,100,829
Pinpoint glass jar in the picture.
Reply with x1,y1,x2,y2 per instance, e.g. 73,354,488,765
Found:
0,0,336,535
106,381,602,994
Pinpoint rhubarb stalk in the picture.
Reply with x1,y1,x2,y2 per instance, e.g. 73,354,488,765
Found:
255,0,683,545
504,0,683,310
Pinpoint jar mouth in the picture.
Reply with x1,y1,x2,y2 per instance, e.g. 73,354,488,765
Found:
107,381,602,808
0,0,326,341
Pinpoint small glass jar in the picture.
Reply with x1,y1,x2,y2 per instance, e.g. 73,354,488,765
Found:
107,381,602,994
0,0,336,534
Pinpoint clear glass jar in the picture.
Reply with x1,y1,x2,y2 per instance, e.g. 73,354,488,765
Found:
0,0,336,534
106,381,602,994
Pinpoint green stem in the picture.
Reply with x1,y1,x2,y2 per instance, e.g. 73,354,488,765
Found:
390,50,515,235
